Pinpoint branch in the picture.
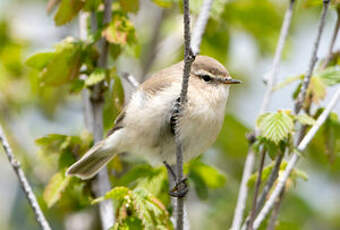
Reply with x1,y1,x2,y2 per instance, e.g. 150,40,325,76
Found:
174,0,213,229
0,125,52,230
191,0,214,55
253,87,340,230
247,149,266,230
266,187,285,230
260,0,295,114
79,3,115,228
322,10,340,69
295,0,330,113
231,1,296,228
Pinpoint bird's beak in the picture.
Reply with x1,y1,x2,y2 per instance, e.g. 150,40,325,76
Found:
223,78,242,84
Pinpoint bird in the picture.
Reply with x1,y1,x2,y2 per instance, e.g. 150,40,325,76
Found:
67,55,241,180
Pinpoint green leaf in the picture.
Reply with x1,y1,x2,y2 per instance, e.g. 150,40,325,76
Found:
93,186,130,204
43,169,71,208
40,38,83,86
306,76,327,104
257,111,294,144
83,0,101,11
36,134,68,154
102,13,137,45
187,158,226,200
296,114,316,126
120,0,139,13
25,52,55,70
85,68,106,86
54,0,84,26
317,66,340,86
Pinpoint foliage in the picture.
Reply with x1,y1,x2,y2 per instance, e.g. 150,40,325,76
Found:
94,187,173,229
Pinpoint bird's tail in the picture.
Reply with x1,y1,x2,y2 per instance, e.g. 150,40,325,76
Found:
66,140,115,180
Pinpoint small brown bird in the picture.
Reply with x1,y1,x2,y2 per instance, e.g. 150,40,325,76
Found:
67,55,241,179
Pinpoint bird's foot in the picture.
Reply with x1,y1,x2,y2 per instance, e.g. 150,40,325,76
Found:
169,177,189,198
163,161,189,198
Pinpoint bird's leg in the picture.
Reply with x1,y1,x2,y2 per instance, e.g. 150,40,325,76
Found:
163,161,189,198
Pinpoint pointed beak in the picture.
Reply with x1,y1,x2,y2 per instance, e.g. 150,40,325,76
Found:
223,78,242,85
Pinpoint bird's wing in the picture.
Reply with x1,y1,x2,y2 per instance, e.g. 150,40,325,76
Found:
140,62,182,96
106,61,183,136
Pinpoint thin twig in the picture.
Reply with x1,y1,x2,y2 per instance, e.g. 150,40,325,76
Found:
248,149,266,230
174,0,213,229
295,0,330,113
322,10,340,69
241,152,284,230
253,87,340,230
231,1,296,228
0,126,52,230
175,0,194,228
266,188,285,230
82,2,115,229
231,149,256,230
260,0,295,114
191,0,214,55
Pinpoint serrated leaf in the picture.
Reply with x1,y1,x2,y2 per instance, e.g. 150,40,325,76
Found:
43,170,71,208
85,68,106,86
25,52,55,70
93,187,129,204
318,66,340,86
54,0,84,26
296,114,316,126
257,111,294,144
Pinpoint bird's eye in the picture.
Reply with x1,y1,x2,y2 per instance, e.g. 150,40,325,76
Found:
201,75,212,82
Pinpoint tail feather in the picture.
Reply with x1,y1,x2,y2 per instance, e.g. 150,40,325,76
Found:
66,141,115,180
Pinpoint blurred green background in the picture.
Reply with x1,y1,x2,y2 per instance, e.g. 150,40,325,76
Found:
0,0,339,229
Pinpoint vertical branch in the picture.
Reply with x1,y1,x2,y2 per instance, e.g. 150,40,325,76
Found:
80,1,115,229
174,0,213,229
231,1,296,228
0,125,52,230
175,0,194,228
253,87,340,230
295,0,330,113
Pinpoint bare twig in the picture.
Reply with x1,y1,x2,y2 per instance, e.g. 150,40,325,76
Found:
261,0,295,114
231,1,296,228
266,188,285,230
191,0,214,55
255,151,284,214
174,0,194,228
174,0,213,229
295,0,330,113
247,149,266,230
322,10,340,69
231,149,256,230
0,126,52,230
253,87,340,230
80,2,115,228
